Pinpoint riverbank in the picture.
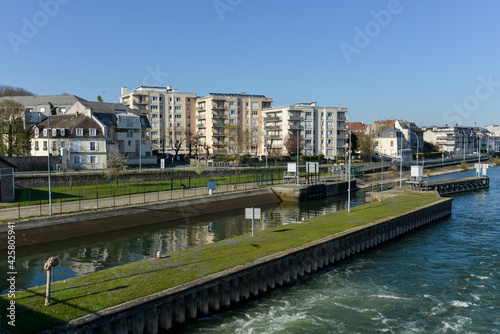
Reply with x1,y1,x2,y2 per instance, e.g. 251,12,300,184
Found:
0,191,448,333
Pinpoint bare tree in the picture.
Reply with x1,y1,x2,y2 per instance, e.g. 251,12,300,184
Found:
248,124,262,157
203,143,211,166
167,128,184,159
268,146,282,167
0,85,35,97
226,123,245,156
105,146,127,186
184,128,196,158
357,134,375,162
284,132,305,157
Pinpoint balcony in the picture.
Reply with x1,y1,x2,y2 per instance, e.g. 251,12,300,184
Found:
135,99,148,104
213,149,227,155
289,116,302,121
212,142,226,146
213,132,225,136
289,125,302,130
196,106,205,111
269,135,281,139
213,113,226,118
265,116,281,122
196,115,206,119
213,122,226,127
212,104,225,109
197,123,205,128
265,125,280,130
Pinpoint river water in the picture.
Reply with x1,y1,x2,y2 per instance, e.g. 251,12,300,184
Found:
2,168,499,333
182,167,500,334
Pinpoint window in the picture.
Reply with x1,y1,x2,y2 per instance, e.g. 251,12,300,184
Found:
60,108,66,113
61,142,65,148
175,123,181,127
251,110,258,116
150,105,158,110
304,121,312,127
43,141,47,151
43,129,48,136
40,107,46,112
89,156,97,165
151,140,158,144
306,130,312,135
174,106,181,111
327,112,332,117
128,140,132,146
60,128,66,136
35,128,40,136
151,114,158,118
35,141,39,150
306,112,312,116
175,114,181,119
229,101,236,108
73,155,82,164
89,128,96,136
175,97,181,102
151,96,158,101
52,141,57,150
251,102,258,109
151,131,158,136
390,141,394,147
152,123,158,128
76,128,83,136
89,142,98,151
327,122,333,127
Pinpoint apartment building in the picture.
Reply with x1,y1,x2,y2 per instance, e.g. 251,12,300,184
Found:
423,126,477,154
195,93,273,156
120,86,196,155
263,102,347,158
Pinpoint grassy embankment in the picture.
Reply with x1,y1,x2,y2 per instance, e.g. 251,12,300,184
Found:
9,172,284,208
0,192,444,334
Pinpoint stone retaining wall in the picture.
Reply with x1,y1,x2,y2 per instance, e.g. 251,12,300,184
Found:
40,198,453,333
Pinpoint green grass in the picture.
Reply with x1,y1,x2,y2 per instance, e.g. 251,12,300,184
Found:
0,192,444,333
11,173,284,208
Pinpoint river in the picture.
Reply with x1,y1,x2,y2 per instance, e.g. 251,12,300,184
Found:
182,167,500,333
2,168,498,333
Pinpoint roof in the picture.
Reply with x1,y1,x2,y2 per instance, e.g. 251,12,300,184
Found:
207,93,270,99
372,128,403,138
33,114,106,139
346,122,367,133
0,95,86,107
0,156,17,169
76,100,150,128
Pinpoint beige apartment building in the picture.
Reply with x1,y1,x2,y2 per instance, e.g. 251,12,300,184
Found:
195,93,273,156
263,102,347,159
120,86,197,155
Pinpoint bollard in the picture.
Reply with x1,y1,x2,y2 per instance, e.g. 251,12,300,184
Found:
44,257,59,306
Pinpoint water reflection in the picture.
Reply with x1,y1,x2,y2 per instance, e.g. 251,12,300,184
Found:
1,189,367,294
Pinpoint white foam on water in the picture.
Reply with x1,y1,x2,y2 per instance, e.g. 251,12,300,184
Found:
451,300,470,308
369,294,410,300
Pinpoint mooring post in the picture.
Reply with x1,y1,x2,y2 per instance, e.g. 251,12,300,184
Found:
44,256,59,306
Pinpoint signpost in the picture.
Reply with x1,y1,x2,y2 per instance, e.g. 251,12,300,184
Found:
245,207,261,236
207,181,216,195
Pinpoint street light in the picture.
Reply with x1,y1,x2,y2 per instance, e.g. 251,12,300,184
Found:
296,119,303,186
347,119,352,213
399,130,403,188
139,116,142,173
47,117,53,216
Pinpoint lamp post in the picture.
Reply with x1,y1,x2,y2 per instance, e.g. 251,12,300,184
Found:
265,133,268,169
347,120,352,213
139,117,142,173
47,117,52,216
399,130,403,188
296,119,303,186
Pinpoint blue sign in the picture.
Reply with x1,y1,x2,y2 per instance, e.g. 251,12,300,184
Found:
207,181,216,191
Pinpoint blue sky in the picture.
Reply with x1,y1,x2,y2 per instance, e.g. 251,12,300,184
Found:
1,0,499,127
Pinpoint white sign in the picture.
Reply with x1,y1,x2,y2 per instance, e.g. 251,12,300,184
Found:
287,162,297,173
306,162,318,173
411,165,423,178
160,159,165,170
245,207,261,220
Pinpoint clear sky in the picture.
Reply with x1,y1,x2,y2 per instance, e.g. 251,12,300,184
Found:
1,0,499,127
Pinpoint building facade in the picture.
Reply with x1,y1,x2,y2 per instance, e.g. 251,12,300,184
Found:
372,128,412,160
263,102,347,159
423,126,477,154
195,93,273,156
31,114,107,169
120,86,196,155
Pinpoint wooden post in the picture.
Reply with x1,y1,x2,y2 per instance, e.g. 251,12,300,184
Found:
45,269,51,306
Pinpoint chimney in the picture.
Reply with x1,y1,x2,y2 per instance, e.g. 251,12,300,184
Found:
121,86,127,95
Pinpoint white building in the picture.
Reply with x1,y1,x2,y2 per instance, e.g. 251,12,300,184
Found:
120,86,196,155
372,128,412,160
424,126,477,154
31,114,107,169
263,102,347,159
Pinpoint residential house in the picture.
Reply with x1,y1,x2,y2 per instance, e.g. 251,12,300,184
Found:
372,128,412,160
31,114,107,169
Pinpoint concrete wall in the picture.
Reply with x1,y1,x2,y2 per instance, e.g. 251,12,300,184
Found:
0,189,280,249
40,198,453,334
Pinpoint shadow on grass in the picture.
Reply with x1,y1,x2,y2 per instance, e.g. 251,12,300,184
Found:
272,228,293,233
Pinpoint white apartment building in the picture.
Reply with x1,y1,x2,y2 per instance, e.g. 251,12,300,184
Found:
195,93,273,156
120,86,196,155
263,102,347,158
423,126,477,154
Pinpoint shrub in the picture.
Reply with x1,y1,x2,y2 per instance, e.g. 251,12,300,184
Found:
460,161,468,171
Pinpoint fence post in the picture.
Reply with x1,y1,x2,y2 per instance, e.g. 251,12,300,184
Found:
40,199,42,216
18,202,21,219
171,177,173,200
129,189,131,205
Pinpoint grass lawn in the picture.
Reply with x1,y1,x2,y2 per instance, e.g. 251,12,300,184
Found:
10,173,284,209
0,192,444,334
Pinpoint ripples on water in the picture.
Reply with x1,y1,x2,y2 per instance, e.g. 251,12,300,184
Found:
183,167,500,334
